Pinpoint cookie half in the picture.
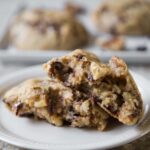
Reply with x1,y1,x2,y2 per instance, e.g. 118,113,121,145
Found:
92,0,150,35
44,49,143,125
3,78,109,131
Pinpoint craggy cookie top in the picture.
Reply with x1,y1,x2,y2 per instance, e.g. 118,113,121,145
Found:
44,49,143,125
10,9,88,50
43,49,104,86
92,0,150,35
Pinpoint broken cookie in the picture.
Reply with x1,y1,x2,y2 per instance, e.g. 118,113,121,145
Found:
92,0,150,35
44,49,143,125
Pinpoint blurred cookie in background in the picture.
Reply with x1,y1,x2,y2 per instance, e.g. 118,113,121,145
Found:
96,36,125,51
9,9,89,50
92,0,150,35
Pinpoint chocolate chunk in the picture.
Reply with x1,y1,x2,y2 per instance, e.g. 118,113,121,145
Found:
67,68,73,74
115,78,126,86
90,96,102,106
117,95,124,107
130,111,139,118
109,26,117,35
53,62,63,70
14,102,23,115
20,113,34,118
105,105,117,114
73,113,80,117
63,120,71,125
93,96,102,103
51,62,73,82
77,83,90,94
48,89,59,114
48,89,63,115
68,106,74,112
76,55,84,60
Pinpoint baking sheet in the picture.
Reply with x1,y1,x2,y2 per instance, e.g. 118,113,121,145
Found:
0,0,150,64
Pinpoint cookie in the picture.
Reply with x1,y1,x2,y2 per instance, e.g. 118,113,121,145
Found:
3,78,109,131
9,9,88,50
44,49,143,125
92,0,150,35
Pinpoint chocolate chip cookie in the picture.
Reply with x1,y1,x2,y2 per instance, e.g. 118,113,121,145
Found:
3,78,109,131
92,0,150,35
44,49,143,125
9,9,88,50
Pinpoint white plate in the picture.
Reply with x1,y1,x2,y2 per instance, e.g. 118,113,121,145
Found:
0,65,150,150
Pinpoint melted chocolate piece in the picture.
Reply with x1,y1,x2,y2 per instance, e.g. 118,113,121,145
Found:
19,112,34,118
48,89,60,114
50,61,73,82
77,83,91,94
75,55,84,61
63,120,71,125
14,102,23,115
53,62,63,70
105,105,117,114
117,94,124,107
130,111,139,118
93,96,102,103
